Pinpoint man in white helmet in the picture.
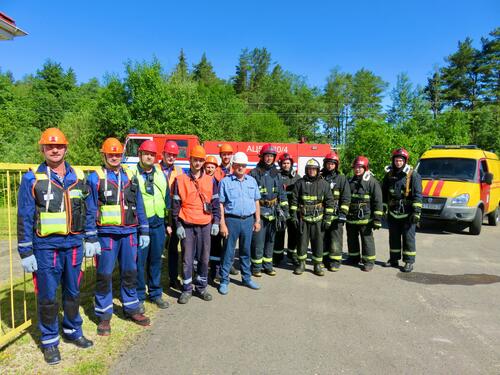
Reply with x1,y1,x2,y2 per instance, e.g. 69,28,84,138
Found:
217,152,261,295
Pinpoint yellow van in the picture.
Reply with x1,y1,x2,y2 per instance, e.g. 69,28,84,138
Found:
415,145,500,235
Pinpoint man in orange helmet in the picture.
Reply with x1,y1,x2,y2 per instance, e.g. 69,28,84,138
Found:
17,128,93,365
159,140,184,289
212,143,240,278
172,145,220,304
86,137,151,335
346,156,383,272
129,140,172,311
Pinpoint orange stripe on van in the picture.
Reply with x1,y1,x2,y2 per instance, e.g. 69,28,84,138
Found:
422,180,435,196
432,180,445,196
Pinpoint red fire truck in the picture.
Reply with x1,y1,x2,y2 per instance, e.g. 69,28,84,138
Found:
123,133,332,175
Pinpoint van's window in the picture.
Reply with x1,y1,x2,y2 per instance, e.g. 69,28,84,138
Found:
125,138,147,158
416,158,477,181
479,160,488,181
168,139,188,158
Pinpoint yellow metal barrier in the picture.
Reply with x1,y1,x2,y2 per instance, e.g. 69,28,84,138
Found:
0,163,99,348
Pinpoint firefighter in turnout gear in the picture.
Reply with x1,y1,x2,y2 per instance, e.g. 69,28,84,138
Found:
249,144,289,276
321,152,351,272
273,152,301,267
86,138,151,336
346,156,383,272
17,128,93,365
381,148,422,272
290,159,335,276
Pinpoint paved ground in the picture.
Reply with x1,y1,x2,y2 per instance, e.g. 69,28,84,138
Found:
111,223,500,375
0,240,23,285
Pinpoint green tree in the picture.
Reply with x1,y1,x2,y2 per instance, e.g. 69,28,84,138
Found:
171,49,189,83
350,68,387,122
192,53,218,85
323,68,352,146
424,68,444,119
478,27,500,103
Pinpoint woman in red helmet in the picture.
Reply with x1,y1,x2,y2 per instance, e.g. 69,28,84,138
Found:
346,156,383,272
381,148,422,272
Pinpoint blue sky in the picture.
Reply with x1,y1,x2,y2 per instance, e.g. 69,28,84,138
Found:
1,0,499,98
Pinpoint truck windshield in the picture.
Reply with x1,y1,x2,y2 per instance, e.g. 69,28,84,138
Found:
125,138,148,158
416,158,477,181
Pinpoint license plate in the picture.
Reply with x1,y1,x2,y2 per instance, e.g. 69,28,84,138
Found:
423,203,442,210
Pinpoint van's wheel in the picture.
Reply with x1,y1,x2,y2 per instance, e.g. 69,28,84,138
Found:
469,207,483,235
487,206,499,226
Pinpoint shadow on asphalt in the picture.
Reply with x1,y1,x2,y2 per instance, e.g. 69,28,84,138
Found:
397,272,500,285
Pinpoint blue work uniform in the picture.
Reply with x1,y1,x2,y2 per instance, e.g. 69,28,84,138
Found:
85,166,149,321
17,162,87,348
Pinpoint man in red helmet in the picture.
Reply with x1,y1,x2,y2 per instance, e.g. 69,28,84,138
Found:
321,151,351,272
273,152,301,267
346,156,383,272
160,140,184,289
249,144,289,276
129,140,172,310
381,148,422,272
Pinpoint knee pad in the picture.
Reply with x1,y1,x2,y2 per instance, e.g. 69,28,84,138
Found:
122,270,137,289
63,294,80,320
39,299,59,325
96,273,112,294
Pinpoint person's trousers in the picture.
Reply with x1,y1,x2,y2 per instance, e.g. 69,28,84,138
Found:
323,221,344,265
251,218,276,272
167,222,180,283
209,233,223,277
273,220,299,265
346,223,376,264
220,216,254,285
95,233,140,321
181,223,211,293
297,220,324,264
33,245,84,348
388,215,416,263
137,224,166,302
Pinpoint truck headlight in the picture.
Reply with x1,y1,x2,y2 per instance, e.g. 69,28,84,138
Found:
451,193,469,206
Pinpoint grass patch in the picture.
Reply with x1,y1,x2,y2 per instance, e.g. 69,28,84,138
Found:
0,258,165,374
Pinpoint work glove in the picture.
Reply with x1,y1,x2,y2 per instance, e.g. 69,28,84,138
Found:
410,213,421,225
84,241,101,257
139,235,150,249
290,217,299,230
176,225,186,240
373,219,382,230
338,212,347,226
382,203,388,218
321,220,331,231
211,223,219,236
21,255,38,273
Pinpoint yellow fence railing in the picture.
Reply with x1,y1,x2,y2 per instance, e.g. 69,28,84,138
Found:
0,163,100,348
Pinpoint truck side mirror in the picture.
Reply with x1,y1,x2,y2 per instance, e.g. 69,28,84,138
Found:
483,172,493,185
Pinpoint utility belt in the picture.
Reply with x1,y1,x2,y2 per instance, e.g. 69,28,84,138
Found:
260,197,278,207
389,198,410,215
300,202,323,217
348,201,370,220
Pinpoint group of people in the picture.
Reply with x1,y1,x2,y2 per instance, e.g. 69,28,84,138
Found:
17,128,422,365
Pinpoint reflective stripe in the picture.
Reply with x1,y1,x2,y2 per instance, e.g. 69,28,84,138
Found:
312,256,323,262
329,255,342,260
183,278,192,285
413,202,423,208
263,215,275,221
403,251,416,256
35,173,48,181
19,241,33,248
301,195,318,201
63,328,77,334
85,231,97,236
297,254,307,260
39,212,67,235
349,252,360,256
352,193,370,199
303,214,323,223
262,257,273,263
280,201,288,206
209,256,221,261
251,258,263,264
290,205,298,211
389,212,409,219
100,205,122,225
287,249,297,253
95,304,113,313
325,208,334,213
273,249,284,254
69,189,83,199
123,299,139,306
390,249,401,253
346,219,371,224
362,255,377,260
41,335,60,345
172,194,181,201
374,211,383,216
333,191,340,196
40,217,67,225
340,205,349,212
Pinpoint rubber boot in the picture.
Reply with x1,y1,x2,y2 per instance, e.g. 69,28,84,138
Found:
294,260,305,275
313,263,324,276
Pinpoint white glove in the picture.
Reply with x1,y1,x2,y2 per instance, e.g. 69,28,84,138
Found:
84,241,101,257
139,235,150,249
211,224,219,236
21,255,38,273
176,226,186,240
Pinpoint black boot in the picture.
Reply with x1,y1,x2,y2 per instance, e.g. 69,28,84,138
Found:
328,261,341,272
63,335,93,349
384,259,399,268
313,263,324,276
294,261,305,275
343,257,360,266
403,262,414,272
362,263,374,272
43,346,61,365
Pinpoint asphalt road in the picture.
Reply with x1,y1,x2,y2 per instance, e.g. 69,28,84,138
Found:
110,223,500,375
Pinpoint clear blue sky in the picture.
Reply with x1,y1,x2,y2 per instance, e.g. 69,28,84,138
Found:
2,0,499,97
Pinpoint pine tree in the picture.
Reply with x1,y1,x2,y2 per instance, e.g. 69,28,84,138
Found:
172,49,189,82
192,53,218,85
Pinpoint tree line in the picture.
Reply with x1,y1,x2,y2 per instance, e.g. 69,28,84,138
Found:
0,27,498,176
